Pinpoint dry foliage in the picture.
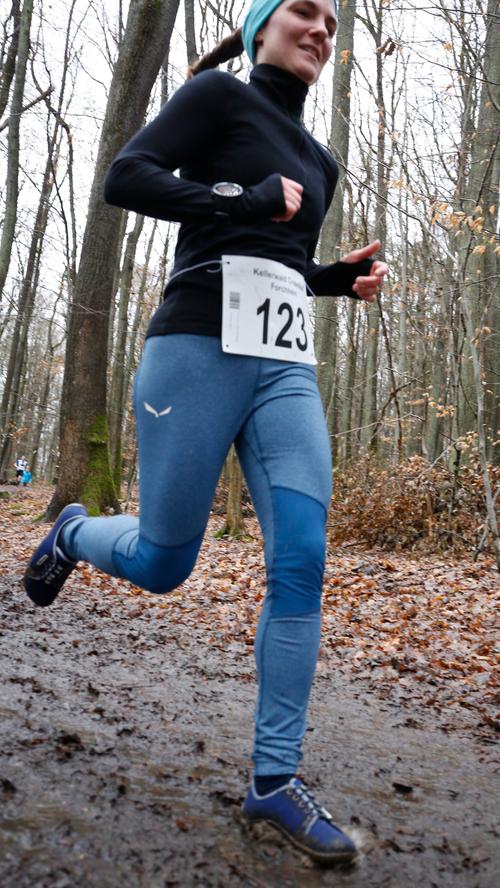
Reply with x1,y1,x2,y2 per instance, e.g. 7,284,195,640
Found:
1,483,498,744
330,455,500,555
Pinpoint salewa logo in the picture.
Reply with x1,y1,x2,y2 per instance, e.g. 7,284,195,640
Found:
144,401,172,418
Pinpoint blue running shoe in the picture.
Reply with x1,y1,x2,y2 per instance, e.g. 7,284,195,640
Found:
242,777,357,864
24,503,88,607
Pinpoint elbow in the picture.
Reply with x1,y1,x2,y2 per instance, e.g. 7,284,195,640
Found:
103,162,123,207
103,155,138,208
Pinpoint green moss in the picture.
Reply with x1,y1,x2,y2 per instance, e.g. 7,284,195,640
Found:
86,414,108,446
214,525,254,542
81,414,119,516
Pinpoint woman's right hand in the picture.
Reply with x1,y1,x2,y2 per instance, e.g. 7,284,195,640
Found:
272,177,303,222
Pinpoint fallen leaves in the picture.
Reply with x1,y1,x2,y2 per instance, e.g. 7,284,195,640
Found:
330,454,500,557
3,484,498,741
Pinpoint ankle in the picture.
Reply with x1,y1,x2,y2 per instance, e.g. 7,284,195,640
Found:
254,773,295,795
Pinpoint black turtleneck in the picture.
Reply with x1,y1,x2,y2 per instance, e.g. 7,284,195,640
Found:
104,64,371,339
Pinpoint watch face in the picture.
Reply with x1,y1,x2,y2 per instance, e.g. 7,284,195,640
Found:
213,182,243,197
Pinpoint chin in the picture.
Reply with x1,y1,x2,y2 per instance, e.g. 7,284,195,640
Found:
282,57,316,84
292,65,318,85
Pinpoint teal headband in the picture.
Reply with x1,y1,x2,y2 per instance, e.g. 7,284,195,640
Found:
242,0,338,64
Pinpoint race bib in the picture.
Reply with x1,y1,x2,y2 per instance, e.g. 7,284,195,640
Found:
222,255,316,365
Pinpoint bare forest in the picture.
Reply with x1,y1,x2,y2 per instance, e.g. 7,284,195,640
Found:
0,3,499,884
0,0,498,561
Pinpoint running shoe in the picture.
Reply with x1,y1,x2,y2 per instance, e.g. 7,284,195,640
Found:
24,503,88,607
242,777,357,864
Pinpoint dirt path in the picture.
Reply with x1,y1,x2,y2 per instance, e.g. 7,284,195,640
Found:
1,549,498,888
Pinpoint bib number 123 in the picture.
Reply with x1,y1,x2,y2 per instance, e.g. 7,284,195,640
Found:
222,255,316,365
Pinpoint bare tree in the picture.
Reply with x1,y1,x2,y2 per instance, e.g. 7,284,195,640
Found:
48,0,181,518
314,0,357,440
0,0,33,303
0,0,21,119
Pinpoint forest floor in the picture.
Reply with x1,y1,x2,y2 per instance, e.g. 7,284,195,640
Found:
0,485,498,887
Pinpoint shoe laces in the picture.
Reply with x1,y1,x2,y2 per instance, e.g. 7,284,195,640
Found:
36,548,73,584
291,782,333,823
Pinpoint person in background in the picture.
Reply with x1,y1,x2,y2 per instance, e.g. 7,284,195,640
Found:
24,0,388,864
21,467,33,487
14,455,28,485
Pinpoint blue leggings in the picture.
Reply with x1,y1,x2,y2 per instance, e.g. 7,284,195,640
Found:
62,335,332,775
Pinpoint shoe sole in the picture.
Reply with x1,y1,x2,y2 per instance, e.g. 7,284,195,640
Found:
244,816,358,864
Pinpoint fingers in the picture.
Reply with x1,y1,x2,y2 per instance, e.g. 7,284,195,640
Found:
341,239,382,264
372,261,389,280
353,262,389,302
272,176,303,222
355,239,381,261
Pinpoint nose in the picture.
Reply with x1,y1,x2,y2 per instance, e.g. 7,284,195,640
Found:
309,17,329,42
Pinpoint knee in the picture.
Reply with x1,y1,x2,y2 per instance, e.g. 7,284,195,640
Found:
269,488,327,616
114,535,200,595
274,527,325,595
140,548,198,595
295,525,326,566
141,565,191,595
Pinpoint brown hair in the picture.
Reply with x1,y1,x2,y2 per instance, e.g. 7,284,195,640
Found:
187,28,244,79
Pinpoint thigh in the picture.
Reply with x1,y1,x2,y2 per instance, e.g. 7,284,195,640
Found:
236,362,332,545
238,362,332,504
134,335,259,547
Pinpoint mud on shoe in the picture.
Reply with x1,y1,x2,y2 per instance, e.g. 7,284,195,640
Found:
242,777,357,865
24,503,88,607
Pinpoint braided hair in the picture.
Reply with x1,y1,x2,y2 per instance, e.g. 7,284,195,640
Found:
187,28,244,79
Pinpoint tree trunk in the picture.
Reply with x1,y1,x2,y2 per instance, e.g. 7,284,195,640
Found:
124,220,158,391
456,0,499,443
185,0,198,65
339,300,358,464
218,446,245,538
48,0,181,519
0,0,21,119
109,213,144,488
314,0,356,426
361,2,388,453
0,0,33,303
461,293,500,569
0,143,56,474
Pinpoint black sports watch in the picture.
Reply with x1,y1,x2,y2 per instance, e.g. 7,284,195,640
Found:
211,181,244,198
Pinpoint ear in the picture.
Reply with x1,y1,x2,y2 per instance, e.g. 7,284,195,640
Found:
254,27,265,46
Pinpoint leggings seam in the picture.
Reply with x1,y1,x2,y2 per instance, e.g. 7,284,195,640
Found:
111,527,204,574
135,527,204,551
266,612,320,622
247,411,277,602
256,611,269,738
270,484,328,519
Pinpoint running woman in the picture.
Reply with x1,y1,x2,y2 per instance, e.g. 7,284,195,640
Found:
24,0,388,864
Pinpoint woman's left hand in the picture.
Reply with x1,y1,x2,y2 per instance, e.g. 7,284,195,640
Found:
341,239,388,303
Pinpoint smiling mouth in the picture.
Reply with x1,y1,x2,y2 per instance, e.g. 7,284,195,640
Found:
299,46,319,62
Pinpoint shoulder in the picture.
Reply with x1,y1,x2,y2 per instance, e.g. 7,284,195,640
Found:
163,70,242,125
176,69,242,101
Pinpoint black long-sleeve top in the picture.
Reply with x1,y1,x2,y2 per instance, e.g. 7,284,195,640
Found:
104,63,371,338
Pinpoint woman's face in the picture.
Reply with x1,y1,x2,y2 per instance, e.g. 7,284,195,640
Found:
254,0,336,85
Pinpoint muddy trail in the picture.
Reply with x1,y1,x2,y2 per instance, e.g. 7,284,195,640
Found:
0,497,499,886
